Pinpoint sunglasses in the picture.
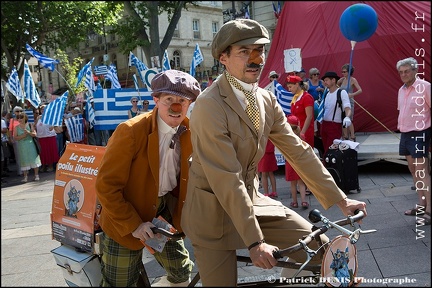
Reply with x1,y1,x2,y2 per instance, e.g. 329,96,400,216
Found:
311,73,320,76
132,100,138,103
143,102,149,105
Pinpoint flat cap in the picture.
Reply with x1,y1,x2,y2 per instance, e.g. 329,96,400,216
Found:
211,19,270,59
151,70,201,102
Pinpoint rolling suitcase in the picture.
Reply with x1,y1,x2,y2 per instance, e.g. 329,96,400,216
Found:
324,143,361,193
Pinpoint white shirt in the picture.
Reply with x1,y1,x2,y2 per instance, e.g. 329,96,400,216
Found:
323,88,351,123
157,114,181,197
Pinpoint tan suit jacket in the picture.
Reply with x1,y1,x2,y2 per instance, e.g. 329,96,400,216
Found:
96,109,192,250
181,73,345,250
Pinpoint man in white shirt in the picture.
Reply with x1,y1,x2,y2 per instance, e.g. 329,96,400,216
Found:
319,71,352,154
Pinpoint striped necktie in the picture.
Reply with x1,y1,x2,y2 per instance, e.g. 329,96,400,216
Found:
225,72,260,132
169,125,187,150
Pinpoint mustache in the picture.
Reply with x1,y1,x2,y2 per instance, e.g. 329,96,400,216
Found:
247,63,264,69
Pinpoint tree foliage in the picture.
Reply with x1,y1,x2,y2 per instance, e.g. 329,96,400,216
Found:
113,1,197,65
1,1,123,80
1,1,197,83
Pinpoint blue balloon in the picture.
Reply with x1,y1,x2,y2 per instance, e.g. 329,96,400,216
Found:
339,3,378,42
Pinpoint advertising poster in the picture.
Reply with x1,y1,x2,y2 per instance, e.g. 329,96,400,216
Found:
51,143,106,252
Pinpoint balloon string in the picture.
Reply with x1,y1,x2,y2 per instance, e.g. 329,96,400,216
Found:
346,45,355,93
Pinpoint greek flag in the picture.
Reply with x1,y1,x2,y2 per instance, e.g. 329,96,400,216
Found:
129,52,148,85
85,97,96,128
85,68,96,93
25,44,59,71
65,114,84,143
93,88,152,131
190,43,203,77
105,64,121,89
94,65,108,75
41,92,68,126
316,88,328,123
76,58,94,87
24,110,35,124
6,67,24,101
162,50,171,71
274,81,293,115
23,59,41,108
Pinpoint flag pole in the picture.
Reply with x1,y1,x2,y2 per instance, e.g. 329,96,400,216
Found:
53,68,76,99
132,74,143,111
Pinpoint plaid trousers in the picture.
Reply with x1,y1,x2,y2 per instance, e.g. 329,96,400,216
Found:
100,195,194,286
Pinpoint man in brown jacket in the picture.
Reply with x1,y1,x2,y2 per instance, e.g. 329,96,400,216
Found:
181,19,367,286
96,70,200,286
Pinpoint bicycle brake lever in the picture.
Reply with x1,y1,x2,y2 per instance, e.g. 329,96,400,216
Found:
359,229,377,234
349,228,377,244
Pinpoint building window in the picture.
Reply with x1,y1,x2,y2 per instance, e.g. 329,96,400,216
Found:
110,34,115,41
192,19,200,39
173,50,181,69
98,35,103,45
98,56,104,65
212,22,219,38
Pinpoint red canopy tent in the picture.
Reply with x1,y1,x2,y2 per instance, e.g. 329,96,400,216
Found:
260,1,431,132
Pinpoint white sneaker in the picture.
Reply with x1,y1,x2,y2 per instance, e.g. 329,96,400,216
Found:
34,175,40,181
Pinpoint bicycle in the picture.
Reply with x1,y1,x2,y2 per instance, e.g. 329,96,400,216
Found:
56,210,373,287
147,209,375,287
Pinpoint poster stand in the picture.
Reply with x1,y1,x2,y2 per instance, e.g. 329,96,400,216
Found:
50,143,106,286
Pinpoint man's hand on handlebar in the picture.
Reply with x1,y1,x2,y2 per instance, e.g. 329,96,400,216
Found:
249,242,278,269
337,198,367,223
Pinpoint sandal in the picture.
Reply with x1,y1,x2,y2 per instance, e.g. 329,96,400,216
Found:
416,212,431,226
301,202,309,209
290,202,298,208
269,192,278,198
404,207,423,216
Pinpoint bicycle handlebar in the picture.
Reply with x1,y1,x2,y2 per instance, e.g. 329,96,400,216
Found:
273,209,365,259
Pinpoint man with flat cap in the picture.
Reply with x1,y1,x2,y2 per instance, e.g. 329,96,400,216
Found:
180,18,367,286
96,70,200,287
